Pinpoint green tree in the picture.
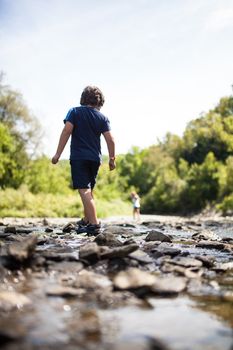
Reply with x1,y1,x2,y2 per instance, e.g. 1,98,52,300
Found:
182,97,233,164
0,74,42,188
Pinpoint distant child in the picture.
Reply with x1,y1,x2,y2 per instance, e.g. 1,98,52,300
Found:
52,86,116,235
131,191,141,221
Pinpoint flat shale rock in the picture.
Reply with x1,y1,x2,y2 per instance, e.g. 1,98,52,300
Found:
62,222,76,233
7,235,37,262
0,291,31,311
103,225,134,236
192,230,221,241
167,256,203,268
161,263,203,279
129,250,154,264
42,250,79,262
145,231,172,243
213,261,233,272
113,336,171,350
79,242,100,263
152,276,187,295
46,286,80,297
194,255,215,267
100,244,138,259
196,241,226,250
49,261,84,273
4,226,16,234
74,270,113,290
94,232,123,247
113,268,157,289
151,245,181,257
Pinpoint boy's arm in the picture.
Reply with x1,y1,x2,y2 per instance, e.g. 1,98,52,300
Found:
103,131,116,171
51,121,73,164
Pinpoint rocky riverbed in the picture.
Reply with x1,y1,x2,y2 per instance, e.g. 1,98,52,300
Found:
0,215,233,350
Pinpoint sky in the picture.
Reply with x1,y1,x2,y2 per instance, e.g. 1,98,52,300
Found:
0,0,233,158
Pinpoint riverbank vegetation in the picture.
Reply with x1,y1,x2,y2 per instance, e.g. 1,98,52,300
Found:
1,76,233,217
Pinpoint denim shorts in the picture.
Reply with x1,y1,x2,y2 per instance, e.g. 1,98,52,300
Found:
70,160,100,189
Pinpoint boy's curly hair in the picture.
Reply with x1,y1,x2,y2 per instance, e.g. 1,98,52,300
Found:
80,86,105,108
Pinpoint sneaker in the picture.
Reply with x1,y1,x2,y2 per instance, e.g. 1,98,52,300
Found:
86,223,101,236
76,218,89,227
75,225,88,234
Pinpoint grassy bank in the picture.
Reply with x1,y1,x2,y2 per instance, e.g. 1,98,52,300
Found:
0,186,131,218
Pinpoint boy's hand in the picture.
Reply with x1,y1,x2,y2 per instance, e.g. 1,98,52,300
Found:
51,154,60,164
109,158,116,171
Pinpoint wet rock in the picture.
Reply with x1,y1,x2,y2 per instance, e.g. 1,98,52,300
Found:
123,238,137,245
0,323,26,344
46,286,80,297
16,227,34,234
113,268,157,290
4,226,16,234
62,222,76,233
94,232,123,247
213,262,233,272
152,276,187,295
42,250,79,262
79,242,100,264
168,256,203,268
129,250,154,264
100,244,138,259
113,336,171,350
161,263,203,279
142,241,161,252
222,236,233,243
45,227,54,233
195,255,215,268
196,241,225,250
49,261,84,273
192,230,221,241
145,231,172,243
0,291,31,311
151,245,181,257
103,225,134,236
142,221,163,229
7,235,37,262
74,270,113,290
118,223,137,228
107,257,131,273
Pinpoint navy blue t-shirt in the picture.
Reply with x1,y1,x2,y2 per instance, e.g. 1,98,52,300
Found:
64,106,111,162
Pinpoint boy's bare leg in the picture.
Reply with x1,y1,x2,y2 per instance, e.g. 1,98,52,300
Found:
78,188,98,225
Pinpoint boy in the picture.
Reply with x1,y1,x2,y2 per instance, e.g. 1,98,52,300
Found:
52,86,115,235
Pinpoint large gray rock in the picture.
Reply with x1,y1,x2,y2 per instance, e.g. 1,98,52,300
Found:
79,242,100,263
94,232,123,247
196,241,225,250
145,230,172,243
46,286,80,297
129,250,154,264
7,235,37,262
192,230,221,241
168,256,203,268
0,291,31,311
152,276,187,295
100,244,138,259
4,226,16,234
113,268,157,289
151,245,181,257
103,225,134,236
74,270,112,290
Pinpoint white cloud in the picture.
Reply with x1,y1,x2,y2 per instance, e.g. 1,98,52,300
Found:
205,7,233,31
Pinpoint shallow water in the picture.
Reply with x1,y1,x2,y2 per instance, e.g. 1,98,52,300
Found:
0,218,233,350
